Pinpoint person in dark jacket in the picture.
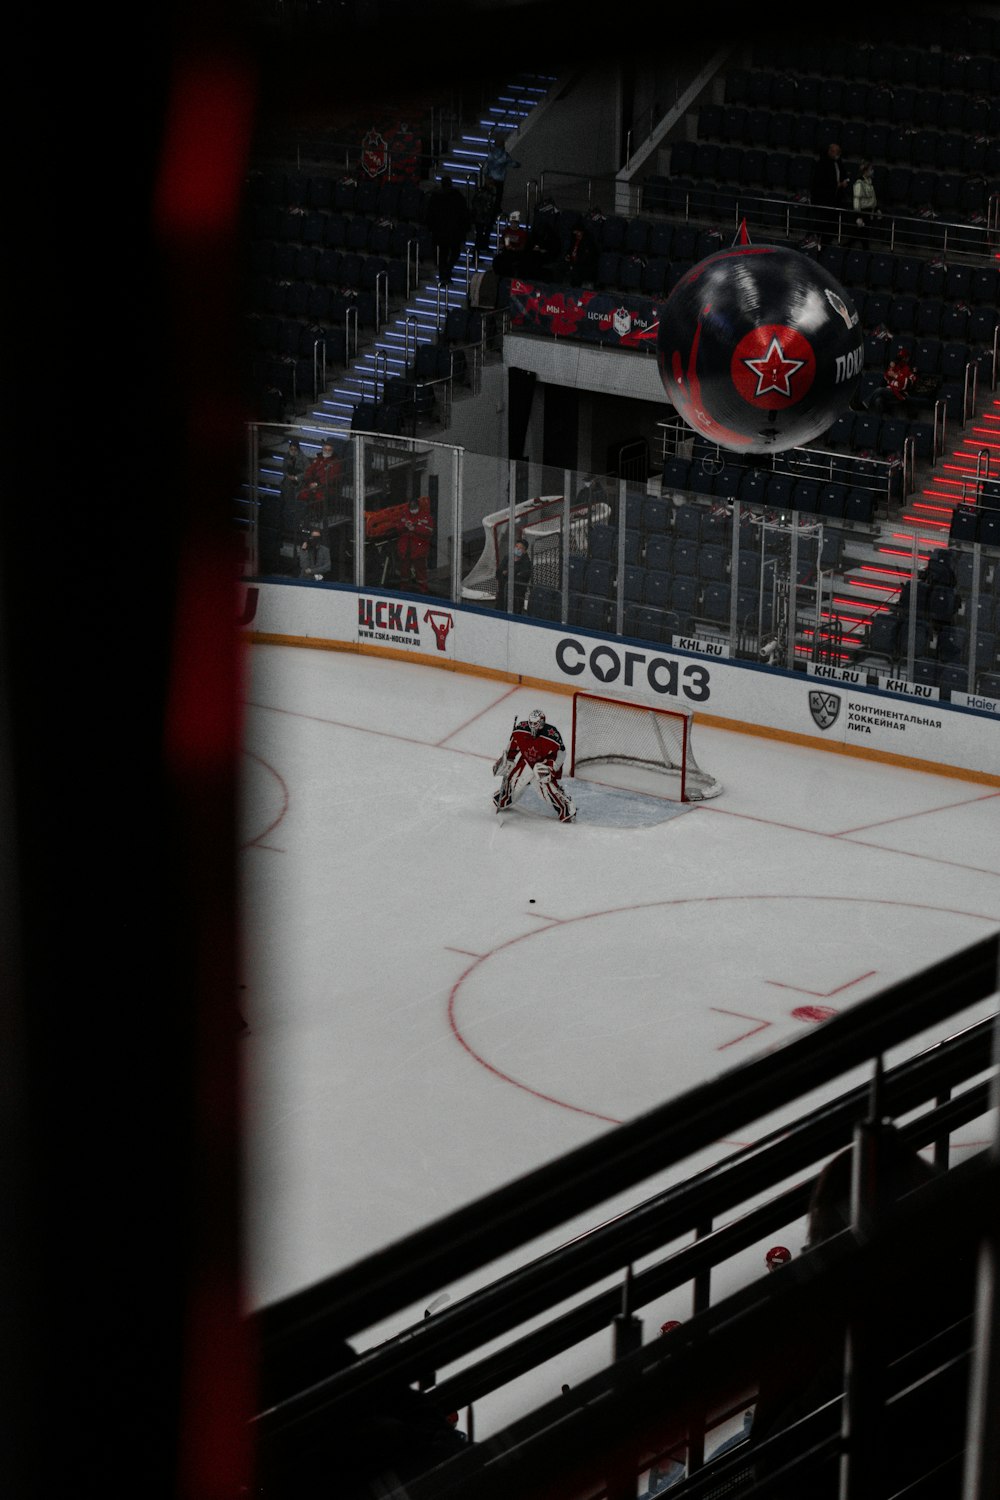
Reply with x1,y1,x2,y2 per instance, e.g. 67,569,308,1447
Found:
426,175,472,283
809,142,851,239
495,537,532,612
471,180,498,258
565,221,600,287
297,527,331,581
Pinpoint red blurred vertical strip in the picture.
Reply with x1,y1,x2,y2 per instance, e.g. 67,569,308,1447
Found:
155,51,258,1500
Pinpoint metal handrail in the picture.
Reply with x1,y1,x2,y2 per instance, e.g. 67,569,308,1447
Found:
374,269,388,333
635,180,1000,263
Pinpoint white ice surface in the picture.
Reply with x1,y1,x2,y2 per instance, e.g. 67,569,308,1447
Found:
240,644,1000,1439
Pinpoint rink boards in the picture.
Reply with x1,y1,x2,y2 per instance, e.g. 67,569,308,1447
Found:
241,579,1000,786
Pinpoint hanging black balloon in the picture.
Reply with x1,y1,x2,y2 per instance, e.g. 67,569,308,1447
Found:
657,245,863,454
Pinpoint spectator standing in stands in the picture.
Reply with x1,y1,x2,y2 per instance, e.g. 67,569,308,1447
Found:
298,436,343,521
849,161,880,249
281,436,306,505
495,537,532,612
565,221,600,287
809,142,850,241
471,178,498,259
426,175,471,284
280,436,307,539
396,496,434,591
485,133,521,218
523,211,562,280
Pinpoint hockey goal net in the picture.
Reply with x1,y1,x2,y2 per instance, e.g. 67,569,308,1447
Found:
460,494,610,600
569,692,723,802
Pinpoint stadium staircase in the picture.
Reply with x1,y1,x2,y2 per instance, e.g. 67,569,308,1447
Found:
807,394,1000,669
305,72,556,435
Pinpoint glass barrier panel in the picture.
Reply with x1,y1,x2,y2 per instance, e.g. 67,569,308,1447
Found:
241,423,1000,712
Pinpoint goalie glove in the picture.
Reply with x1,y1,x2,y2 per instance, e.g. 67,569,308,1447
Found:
492,755,507,777
533,762,553,783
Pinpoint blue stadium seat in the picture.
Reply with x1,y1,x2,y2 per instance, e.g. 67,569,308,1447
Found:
845,488,877,524
643,571,673,611
644,535,673,574
674,503,704,541
661,457,691,495
671,577,699,621
624,605,665,643
818,483,848,520
572,595,610,632
700,583,732,623
936,626,967,664
792,480,820,515
621,565,645,603
673,540,700,576
640,498,670,536
867,611,900,658
528,586,562,622
587,524,615,562
697,545,727,582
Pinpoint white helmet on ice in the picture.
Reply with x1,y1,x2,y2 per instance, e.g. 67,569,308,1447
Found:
527,708,546,733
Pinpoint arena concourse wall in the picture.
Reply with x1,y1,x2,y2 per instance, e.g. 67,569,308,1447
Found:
242,580,1000,787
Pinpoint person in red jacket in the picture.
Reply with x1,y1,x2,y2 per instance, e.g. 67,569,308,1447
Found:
396,496,434,591
868,348,917,419
297,437,343,520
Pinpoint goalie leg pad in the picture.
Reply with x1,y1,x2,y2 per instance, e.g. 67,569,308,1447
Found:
533,766,576,822
494,761,528,810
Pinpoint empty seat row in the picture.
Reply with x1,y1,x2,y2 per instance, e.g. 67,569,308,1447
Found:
662,456,884,522
248,171,428,220
819,250,999,306
249,277,380,326
858,302,998,351
250,206,433,257
867,608,998,677
825,409,936,459
249,314,350,364
697,104,1000,173
757,26,1000,83
252,247,413,294
668,143,997,216
949,505,1000,549
722,73,1000,132
532,576,775,636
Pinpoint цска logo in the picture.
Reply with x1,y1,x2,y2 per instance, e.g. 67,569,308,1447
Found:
809,689,841,730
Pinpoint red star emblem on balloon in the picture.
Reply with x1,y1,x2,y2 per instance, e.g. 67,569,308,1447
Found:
729,323,817,410
742,335,806,397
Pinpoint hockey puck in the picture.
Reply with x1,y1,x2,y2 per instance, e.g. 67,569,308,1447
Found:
529,899,536,904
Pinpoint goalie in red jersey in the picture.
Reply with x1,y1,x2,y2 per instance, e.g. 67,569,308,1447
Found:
492,708,576,823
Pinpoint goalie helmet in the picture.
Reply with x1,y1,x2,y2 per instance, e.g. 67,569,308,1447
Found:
527,709,546,734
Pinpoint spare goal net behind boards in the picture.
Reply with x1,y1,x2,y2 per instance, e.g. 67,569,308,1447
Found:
570,691,723,802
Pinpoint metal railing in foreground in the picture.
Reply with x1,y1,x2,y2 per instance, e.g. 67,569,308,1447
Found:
249,935,999,1499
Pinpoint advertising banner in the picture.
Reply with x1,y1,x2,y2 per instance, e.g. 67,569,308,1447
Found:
243,581,1000,784
506,279,662,350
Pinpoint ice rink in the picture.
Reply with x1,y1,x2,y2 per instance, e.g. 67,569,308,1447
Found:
239,641,1000,1427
